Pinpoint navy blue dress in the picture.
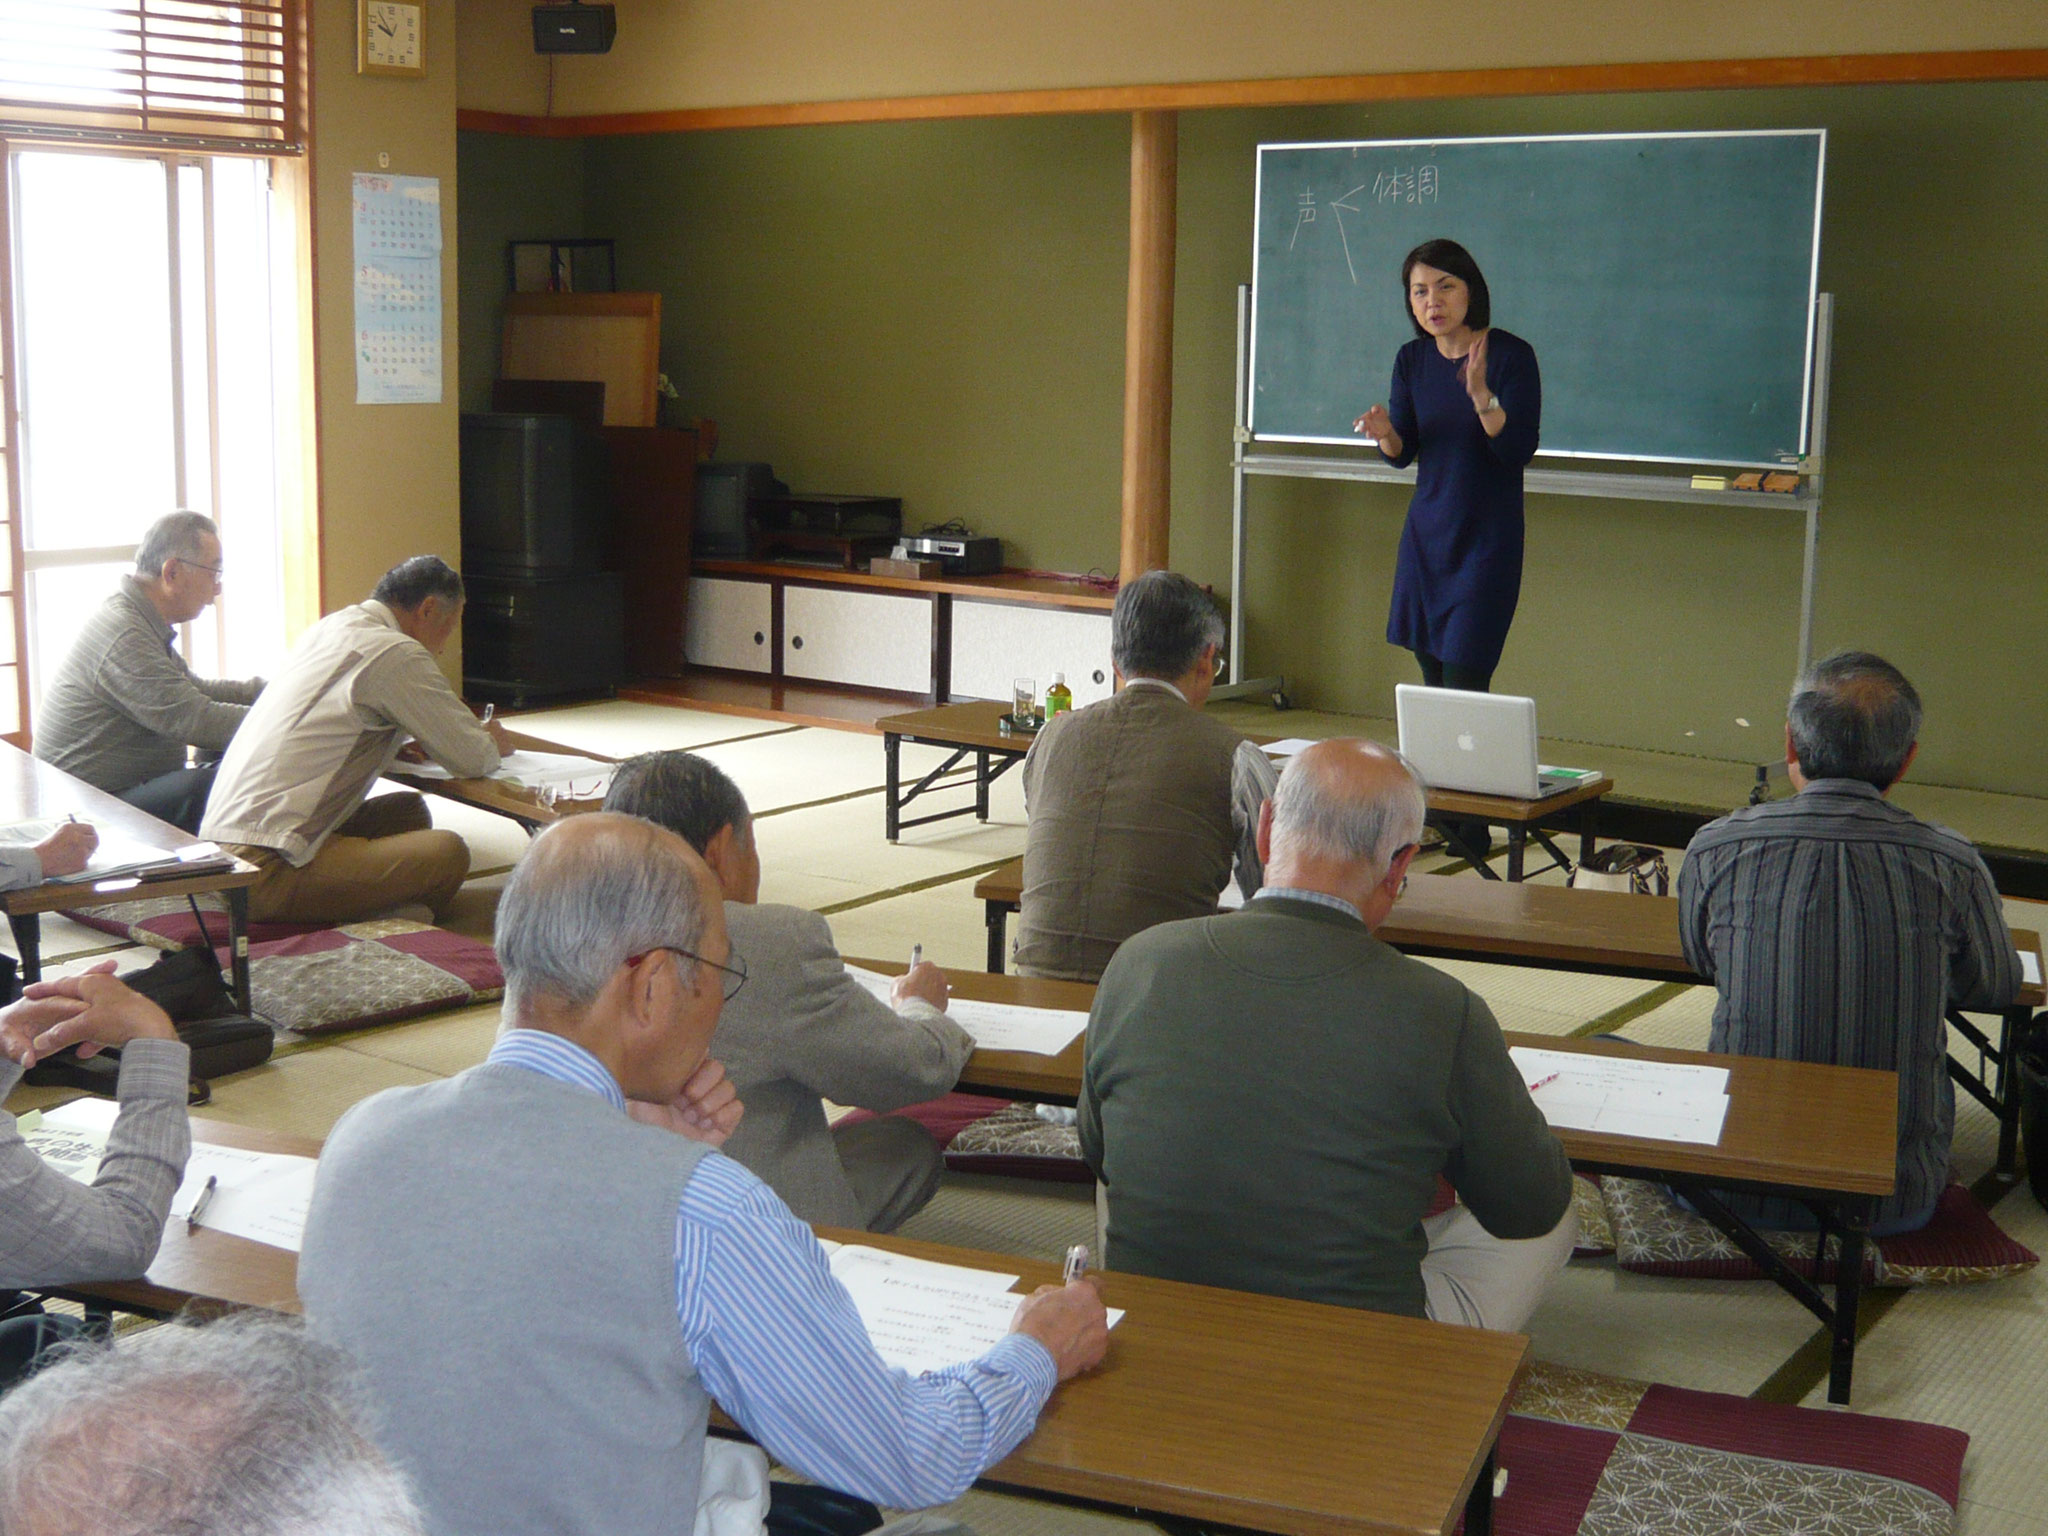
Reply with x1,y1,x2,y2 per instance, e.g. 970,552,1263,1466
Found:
1379,329,1541,676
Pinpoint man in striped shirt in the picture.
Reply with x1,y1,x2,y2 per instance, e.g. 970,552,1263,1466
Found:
302,815,1108,1536
1678,652,2017,1233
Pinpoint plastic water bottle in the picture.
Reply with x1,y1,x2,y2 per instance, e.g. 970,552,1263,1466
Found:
1044,672,1073,719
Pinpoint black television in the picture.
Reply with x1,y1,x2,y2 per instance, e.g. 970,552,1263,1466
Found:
460,412,611,576
694,462,788,558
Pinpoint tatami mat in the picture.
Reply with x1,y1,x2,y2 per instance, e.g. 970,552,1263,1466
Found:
332,1003,502,1079
506,701,792,759
1418,957,1660,1036
186,1047,441,1141
695,727,892,815
750,796,1024,902
825,878,1010,977
895,1173,1096,1267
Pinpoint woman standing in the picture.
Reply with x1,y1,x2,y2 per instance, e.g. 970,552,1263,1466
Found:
1354,239,1541,693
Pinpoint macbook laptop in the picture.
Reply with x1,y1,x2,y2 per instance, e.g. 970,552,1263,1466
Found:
1394,685,1598,799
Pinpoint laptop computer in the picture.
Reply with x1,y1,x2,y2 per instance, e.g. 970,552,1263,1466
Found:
1394,685,1598,799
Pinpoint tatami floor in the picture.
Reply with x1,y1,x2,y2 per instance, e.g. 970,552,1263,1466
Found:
8,698,2046,1534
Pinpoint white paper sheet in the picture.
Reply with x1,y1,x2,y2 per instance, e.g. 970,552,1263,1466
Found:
824,1244,1122,1378
400,750,614,795
1260,738,1320,758
26,1103,316,1253
2020,949,2041,988
843,968,1086,1056
1,820,219,883
1509,1046,1730,1145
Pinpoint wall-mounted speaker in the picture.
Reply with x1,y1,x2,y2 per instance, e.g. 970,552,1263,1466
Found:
532,3,615,53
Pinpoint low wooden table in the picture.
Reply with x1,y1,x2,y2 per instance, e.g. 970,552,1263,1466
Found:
0,744,260,1011
968,862,2044,1179
56,1121,1523,1536
856,956,1898,1405
1424,777,1613,881
875,700,1038,841
384,729,618,832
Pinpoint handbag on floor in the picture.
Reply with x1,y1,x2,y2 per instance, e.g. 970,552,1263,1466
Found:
1569,843,1670,897
22,948,272,1094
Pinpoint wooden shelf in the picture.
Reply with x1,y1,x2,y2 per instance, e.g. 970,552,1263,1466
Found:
693,559,1117,610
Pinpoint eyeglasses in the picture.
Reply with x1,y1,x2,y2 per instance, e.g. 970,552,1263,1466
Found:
628,944,748,1002
175,557,223,580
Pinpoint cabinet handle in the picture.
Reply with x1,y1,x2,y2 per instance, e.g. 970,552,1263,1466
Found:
753,632,765,645
791,635,804,650
1092,670,1106,684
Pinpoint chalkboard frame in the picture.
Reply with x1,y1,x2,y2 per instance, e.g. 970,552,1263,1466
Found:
1248,130,1827,469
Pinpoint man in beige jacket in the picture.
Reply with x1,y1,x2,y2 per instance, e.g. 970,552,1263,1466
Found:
202,557,508,924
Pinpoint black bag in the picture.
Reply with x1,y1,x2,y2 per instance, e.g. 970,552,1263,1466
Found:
1569,842,1671,897
22,948,271,1095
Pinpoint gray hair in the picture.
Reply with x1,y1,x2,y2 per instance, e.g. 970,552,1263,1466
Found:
371,556,464,613
1110,571,1226,681
134,510,218,578
0,1312,424,1536
604,751,753,856
495,813,709,1015
1788,650,1923,790
1270,741,1427,880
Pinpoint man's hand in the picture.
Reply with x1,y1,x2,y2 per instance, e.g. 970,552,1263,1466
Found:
627,1057,744,1146
394,741,430,764
891,961,950,1012
11,967,175,1065
32,822,97,879
0,995,85,1066
1009,1279,1109,1381
485,719,513,752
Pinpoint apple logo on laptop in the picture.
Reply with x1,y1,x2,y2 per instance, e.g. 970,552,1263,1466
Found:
1457,733,1477,752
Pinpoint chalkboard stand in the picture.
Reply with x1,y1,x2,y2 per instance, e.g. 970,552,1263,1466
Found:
1215,285,1834,707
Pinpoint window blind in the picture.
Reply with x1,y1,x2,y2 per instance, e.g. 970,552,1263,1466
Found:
0,0,302,153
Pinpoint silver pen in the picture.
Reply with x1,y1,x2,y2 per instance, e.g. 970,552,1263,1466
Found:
186,1174,219,1233
481,703,496,726
910,943,922,970
1062,1244,1090,1284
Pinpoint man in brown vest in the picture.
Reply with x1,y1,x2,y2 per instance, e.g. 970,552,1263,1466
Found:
1013,571,1276,982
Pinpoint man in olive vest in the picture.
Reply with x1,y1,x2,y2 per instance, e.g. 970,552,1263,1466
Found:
1013,570,1276,983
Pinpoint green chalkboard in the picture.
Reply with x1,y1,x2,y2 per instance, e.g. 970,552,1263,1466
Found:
1250,132,1825,467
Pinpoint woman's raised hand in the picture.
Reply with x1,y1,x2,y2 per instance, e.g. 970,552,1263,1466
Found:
1461,329,1493,410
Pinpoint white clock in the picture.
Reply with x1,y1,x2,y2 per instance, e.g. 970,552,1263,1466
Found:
359,0,425,77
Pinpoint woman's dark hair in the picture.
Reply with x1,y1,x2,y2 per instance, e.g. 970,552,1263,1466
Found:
1400,239,1490,338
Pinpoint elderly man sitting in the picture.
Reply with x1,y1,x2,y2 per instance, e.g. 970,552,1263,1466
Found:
302,814,1107,1536
35,511,264,833
202,555,508,924
1679,651,2018,1235
0,1313,425,1535
1014,569,1277,983
1081,739,1576,1331
605,750,971,1231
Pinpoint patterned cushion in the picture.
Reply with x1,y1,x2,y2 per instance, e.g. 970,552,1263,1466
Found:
61,892,323,951
1603,1177,2036,1286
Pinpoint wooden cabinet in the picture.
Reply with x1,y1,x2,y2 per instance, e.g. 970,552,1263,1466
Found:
950,599,1113,707
782,586,936,694
685,577,773,674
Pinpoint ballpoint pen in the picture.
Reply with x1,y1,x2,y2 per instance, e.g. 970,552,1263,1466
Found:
910,943,922,970
186,1174,219,1233
1062,1244,1089,1284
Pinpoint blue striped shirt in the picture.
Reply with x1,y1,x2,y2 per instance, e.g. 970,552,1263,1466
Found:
487,1030,1058,1508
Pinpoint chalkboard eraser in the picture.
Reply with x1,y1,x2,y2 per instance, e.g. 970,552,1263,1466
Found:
1732,472,1765,491
1762,472,1801,493
1691,475,1729,491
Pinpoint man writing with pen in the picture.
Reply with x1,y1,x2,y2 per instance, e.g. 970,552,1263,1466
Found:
0,968,191,1389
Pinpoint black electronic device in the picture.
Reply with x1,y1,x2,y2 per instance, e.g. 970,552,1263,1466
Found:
532,1,615,53
898,533,1003,575
460,412,611,577
752,494,902,541
694,462,789,558
463,571,625,708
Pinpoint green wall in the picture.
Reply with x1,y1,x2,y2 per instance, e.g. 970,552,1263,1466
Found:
455,132,587,412
457,79,2048,796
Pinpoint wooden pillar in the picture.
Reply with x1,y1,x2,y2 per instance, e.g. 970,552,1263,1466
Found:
1119,110,1177,583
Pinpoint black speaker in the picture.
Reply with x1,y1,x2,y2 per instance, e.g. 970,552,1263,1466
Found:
532,3,615,53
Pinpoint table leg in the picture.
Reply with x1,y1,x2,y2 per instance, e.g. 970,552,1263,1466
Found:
986,901,1007,974
1995,1006,2023,1180
1828,1214,1869,1406
975,750,991,822
7,914,41,986
1465,1443,1498,1536
884,734,902,842
1579,798,1599,866
227,887,253,1015
1506,828,1526,882
1435,818,1500,881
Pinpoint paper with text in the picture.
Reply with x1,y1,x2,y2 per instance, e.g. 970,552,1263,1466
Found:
1510,1046,1730,1145
401,750,614,795
844,968,1087,1056
170,1144,319,1254
2020,949,2041,988
825,1244,1122,1378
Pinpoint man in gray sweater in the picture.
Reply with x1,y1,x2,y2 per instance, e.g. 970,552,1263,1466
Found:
1081,739,1576,1330
605,750,973,1230
35,512,264,833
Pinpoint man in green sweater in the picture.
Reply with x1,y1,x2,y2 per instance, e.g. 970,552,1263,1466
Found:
1079,738,1576,1330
